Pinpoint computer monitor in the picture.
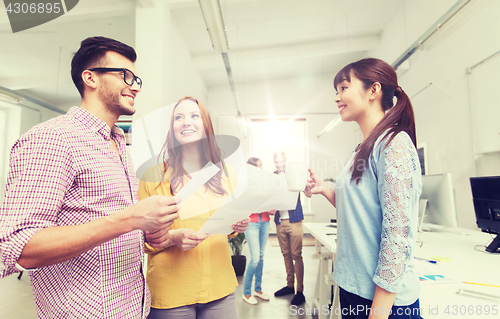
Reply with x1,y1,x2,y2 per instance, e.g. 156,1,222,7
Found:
470,176,500,253
420,173,458,229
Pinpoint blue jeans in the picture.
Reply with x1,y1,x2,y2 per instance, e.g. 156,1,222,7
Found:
339,287,421,319
243,215,269,296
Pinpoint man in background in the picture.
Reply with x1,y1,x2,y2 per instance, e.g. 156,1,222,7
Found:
272,151,309,306
0,36,178,318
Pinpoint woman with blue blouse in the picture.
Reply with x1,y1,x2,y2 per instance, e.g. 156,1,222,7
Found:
306,58,422,319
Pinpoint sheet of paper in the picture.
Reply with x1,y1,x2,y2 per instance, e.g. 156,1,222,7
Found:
177,161,220,220
198,165,300,235
241,166,298,212
415,258,460,285
273,174,300,210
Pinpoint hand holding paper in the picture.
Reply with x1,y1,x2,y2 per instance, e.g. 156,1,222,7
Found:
169,228,209,251
145,227,172,249
232,218,250,234
198,164,299,235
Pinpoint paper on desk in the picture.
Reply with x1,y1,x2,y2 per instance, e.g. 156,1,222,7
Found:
177,161,220,220
415,258,460,285
198,164,299,235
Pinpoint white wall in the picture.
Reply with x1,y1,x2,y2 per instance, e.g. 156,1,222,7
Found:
0,99,63,202
369,0,500,230
134,2,207,121
0,103,19,201
19,103,62,136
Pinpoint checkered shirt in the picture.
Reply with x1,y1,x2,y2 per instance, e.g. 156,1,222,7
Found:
0,107,150,318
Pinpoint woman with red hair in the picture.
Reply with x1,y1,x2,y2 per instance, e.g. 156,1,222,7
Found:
139,97,249,319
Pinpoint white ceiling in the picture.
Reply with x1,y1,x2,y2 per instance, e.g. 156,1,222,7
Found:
0,0,403,112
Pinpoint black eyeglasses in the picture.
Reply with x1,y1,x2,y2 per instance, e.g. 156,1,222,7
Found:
88,67,143,89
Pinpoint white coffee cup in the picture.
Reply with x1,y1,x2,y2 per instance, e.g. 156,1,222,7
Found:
285,160,308,192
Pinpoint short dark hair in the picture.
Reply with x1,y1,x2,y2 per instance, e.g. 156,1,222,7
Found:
247,157,261,167
71,36,137,97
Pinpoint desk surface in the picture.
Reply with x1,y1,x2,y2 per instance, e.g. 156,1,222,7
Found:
416,230,500,318
303,222,337,251
304,222,500,318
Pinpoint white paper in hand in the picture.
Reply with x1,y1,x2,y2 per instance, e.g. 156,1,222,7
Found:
177,161,220,219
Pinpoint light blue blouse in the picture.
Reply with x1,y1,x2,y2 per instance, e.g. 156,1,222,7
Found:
332,131,422,306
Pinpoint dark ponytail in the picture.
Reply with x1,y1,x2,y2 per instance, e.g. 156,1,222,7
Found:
333,58,417,184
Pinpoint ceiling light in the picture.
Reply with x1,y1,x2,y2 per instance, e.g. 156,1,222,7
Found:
393,0,491,69
198,0,229,52
419,0,492,50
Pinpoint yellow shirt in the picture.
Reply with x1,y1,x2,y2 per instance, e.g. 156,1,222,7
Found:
138,163,239,309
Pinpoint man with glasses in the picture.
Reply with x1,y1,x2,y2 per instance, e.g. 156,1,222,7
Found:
0,36,178,319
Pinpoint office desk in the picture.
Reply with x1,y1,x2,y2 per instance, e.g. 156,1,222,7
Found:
304,222,500,319
416,230,500,318
303,222,339,319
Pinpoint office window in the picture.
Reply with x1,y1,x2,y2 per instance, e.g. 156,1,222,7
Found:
250,118,307,171
250,117,311,217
